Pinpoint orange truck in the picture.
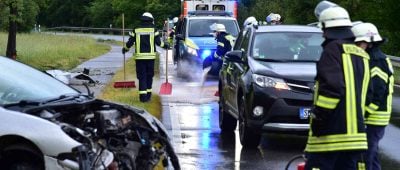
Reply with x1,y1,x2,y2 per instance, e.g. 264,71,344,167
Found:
181,0,238,18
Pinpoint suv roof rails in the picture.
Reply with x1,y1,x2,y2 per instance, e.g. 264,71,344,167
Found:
187,11,233,17
307,22,320,27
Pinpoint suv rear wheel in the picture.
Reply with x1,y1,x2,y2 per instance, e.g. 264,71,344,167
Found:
239,96,261,148
219,87,237,132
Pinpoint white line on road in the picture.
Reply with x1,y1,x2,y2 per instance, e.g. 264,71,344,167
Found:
169,103,183,153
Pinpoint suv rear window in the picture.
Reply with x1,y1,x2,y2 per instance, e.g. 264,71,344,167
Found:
188,19,239,37
252,32,323,61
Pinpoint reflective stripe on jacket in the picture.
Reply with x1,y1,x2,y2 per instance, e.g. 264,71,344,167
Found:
125,22,163,60
365,47,394,126
214,32,235,58
305,40,370,153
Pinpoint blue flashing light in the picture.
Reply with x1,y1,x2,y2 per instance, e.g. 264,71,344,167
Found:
201,50,212,60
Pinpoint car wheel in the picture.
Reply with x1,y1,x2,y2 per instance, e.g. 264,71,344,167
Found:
0,143,44,170
238,96,261,148
219,88,237,132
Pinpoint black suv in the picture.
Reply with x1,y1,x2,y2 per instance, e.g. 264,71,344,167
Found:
218,25,323,147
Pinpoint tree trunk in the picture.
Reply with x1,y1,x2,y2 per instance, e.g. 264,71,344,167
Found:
6,1,17,59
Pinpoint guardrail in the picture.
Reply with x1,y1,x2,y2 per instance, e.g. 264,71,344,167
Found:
389,55,400,67
45,26,133,35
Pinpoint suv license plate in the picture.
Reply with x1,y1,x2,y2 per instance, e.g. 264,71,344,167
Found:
299,108,311,119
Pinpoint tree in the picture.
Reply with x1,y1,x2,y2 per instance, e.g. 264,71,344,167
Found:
3,0,22,59
89,0,115,28
38,0,91,27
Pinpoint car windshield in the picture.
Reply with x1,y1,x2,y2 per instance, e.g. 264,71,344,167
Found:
189,19,239,37
252,32,324,61
0,57,79,105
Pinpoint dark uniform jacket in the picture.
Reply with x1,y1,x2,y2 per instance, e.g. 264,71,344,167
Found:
305,38,370,153
365,46,394,126
125,18,164,60
214,32,235,58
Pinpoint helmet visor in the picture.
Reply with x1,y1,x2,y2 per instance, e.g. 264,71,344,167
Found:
314,1,339,18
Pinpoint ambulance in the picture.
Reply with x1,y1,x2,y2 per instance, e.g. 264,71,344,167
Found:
181,0,238,18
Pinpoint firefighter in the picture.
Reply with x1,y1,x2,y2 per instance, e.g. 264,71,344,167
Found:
242,16,257,36
122,12,169,102
203,24,235,74
243,16,257,28
304,2,371,170
169,17,180,65
266,13,282,25
168,17,179,46
352,22,394,170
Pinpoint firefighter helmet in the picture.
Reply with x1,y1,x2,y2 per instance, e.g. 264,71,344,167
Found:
243,16,257,27
351,22,383,43
214,24,226,32
318,6,352,28
142,12,154,20
266,13,281,23
173,17,179,23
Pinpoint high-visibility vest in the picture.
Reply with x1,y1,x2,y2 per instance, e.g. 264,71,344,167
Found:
305,43,370,152
134,28,157,60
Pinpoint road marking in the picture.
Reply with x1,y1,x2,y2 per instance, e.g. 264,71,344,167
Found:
169,103,183,153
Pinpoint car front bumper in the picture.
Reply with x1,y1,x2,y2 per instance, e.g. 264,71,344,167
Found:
246,84,313,134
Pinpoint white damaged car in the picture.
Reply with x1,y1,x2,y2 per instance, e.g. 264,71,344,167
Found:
0,56,180,170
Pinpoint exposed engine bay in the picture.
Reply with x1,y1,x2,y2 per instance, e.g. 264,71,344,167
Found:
19,97,180,170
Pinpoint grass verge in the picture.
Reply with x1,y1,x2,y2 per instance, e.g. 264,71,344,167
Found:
394,66,400,84
0,32,110,71
98,54,162,119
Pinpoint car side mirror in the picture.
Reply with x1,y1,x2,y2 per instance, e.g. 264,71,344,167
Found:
176,34,184,40
225,50,244,63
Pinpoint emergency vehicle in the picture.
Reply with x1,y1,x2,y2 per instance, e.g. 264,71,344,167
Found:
182,0,238,18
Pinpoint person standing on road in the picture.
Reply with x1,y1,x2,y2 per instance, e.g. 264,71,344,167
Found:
304,2,371,169
203,24,235,74
352,22,394,170
122,12,169,102
168,17,179,48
